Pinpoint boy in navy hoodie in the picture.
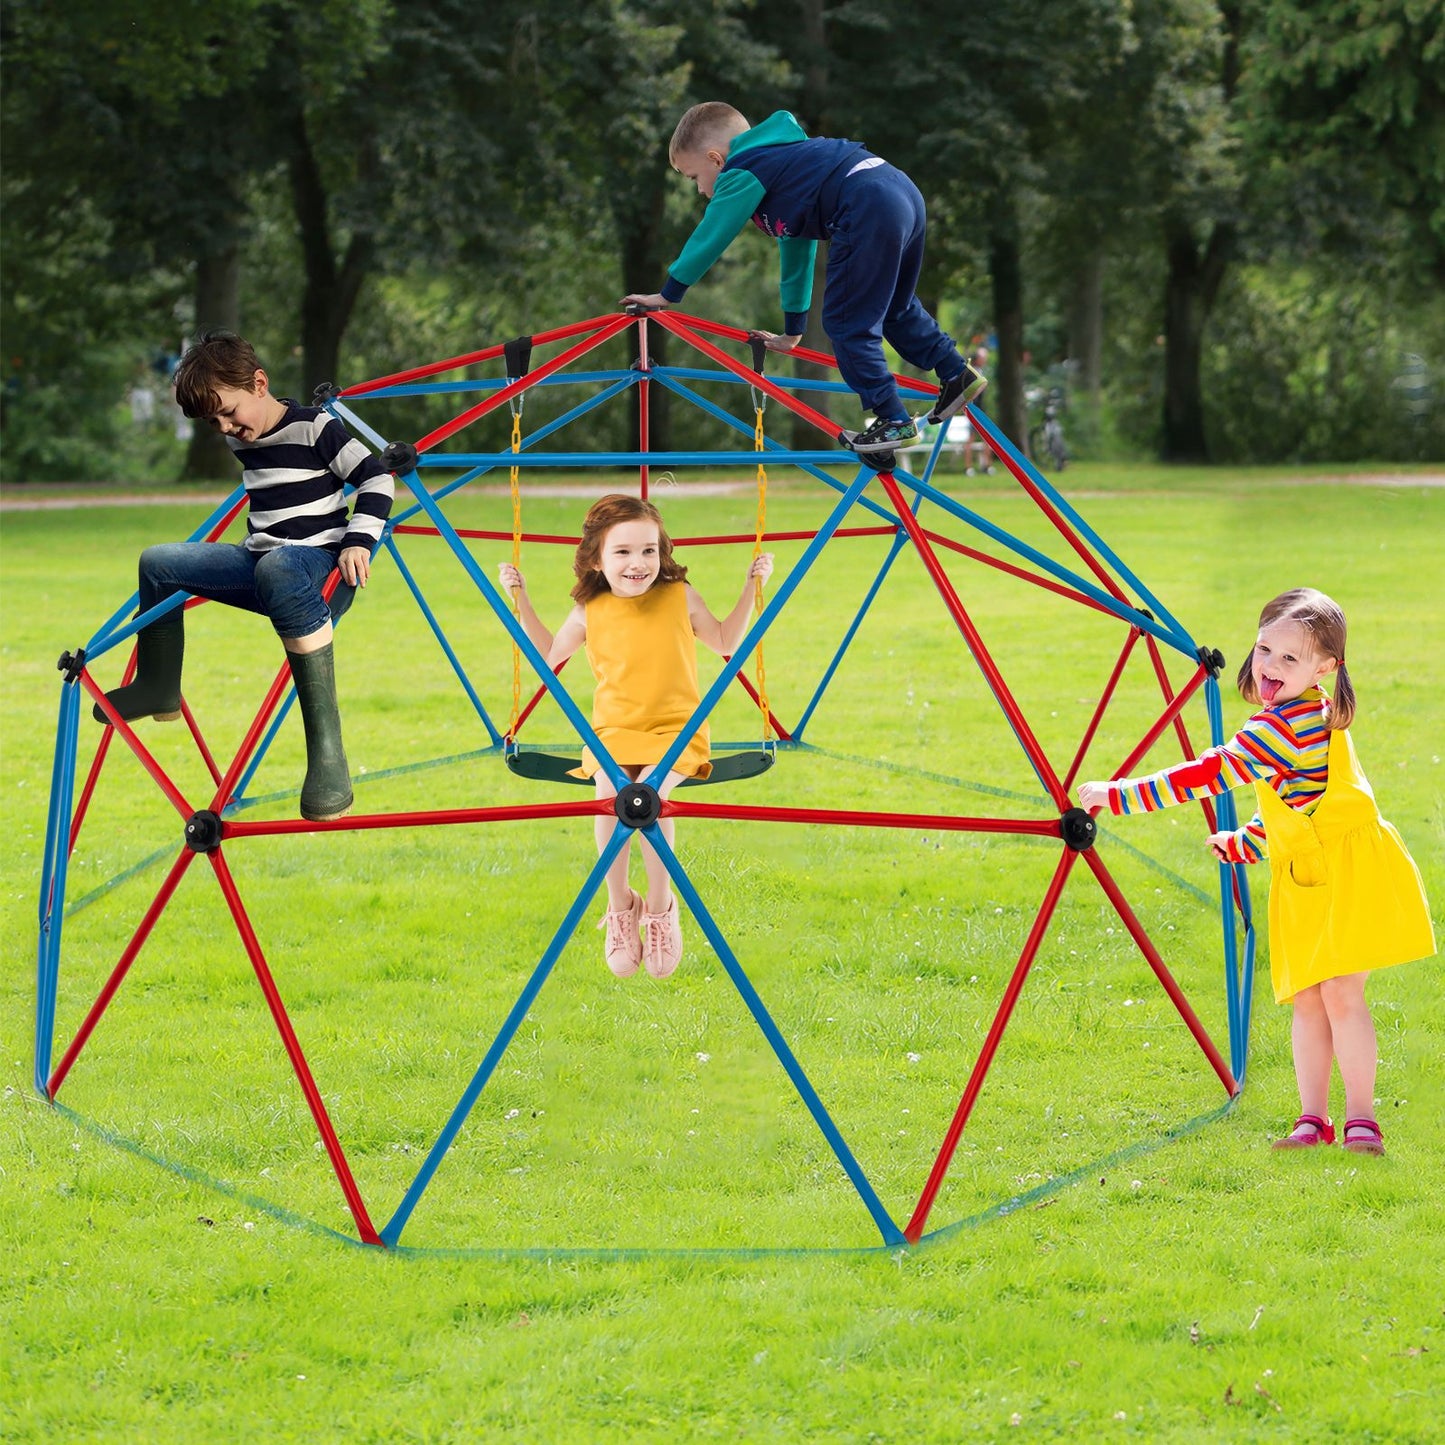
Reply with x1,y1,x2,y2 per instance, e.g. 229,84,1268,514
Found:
623,102,985,454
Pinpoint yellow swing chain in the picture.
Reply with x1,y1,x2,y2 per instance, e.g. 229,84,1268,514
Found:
751,403,772,742
507,402,524,741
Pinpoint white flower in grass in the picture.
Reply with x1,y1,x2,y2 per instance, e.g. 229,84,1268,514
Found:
907,1052,921,1063
505,1108,520,1119
696,1052,711,1064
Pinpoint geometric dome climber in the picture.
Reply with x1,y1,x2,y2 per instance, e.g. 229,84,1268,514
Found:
36,308,1255,1251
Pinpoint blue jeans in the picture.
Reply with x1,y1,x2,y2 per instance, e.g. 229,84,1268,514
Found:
822,163,965,419
138,542,352,640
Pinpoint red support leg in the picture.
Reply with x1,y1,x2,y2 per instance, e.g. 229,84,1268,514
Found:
1064,628,1142,793
48,848,198,1098
878,472,1069,810
207,848,382,1246
906,847,1078,1242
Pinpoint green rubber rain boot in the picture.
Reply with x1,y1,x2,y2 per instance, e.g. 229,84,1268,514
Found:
288,642,354,822
93,611,185,724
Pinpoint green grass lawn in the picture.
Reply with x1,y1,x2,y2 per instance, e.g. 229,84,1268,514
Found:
2,462,1442,1441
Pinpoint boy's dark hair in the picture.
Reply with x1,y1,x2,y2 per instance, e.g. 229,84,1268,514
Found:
174,331,265,419
571,494,688,604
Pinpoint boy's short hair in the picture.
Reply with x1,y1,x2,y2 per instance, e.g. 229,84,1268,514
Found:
669,102,749,162
174,331,264,419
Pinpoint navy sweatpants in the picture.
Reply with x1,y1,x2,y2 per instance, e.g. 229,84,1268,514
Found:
821,162,965,420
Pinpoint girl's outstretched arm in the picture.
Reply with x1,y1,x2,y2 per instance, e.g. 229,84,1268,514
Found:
688,554,774,656
497,563,555,657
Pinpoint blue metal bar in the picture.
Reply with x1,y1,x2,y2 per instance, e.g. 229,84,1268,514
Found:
641,823,905,1246
341,370,640,401
35,681,81,1094
380,826,629,1246
86,592,190,665
229,687,299,806
896,469,1193,656
412,450,857,469
383,534,502,744
647,468,876,785
654,365,933,400
385,376,639,529
87,486,246,646
967,407,1192,643
395,467,627,790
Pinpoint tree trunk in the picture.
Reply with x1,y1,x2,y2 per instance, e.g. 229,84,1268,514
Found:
791,0,833,449
1161,217,1234,463
988,215,1028,454
181,245,241,481
289,110,376,400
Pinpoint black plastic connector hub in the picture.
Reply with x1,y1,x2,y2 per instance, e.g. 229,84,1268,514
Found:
613,782,661,829
382,440,419,474
313,381,341,404
184,809,224,853
57,648,87,683
1060,807,1098,852
1197,645,1226,677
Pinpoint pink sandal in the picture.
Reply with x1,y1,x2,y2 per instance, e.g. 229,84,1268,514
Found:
1341,1118,1385,1156
1272,1114,1335,1149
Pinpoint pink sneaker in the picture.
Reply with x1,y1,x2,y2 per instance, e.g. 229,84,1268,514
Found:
598,890,643,977
641,895,683,979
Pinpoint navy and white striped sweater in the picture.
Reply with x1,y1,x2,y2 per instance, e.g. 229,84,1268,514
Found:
228,401,393,555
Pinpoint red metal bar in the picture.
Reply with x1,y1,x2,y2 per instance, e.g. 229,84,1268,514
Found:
1143,633,1198,771
339,315,616,398
47,848,198,1098
220,798,607,840
877,473,1068,810
666,799,1062,835
1110,664,1209,783
392,525,582,546
414,316,633,455
393,525,900,548
180,696,225,790
723,668,794,742
671,311,940,405
920,528,1115,617
1083,847,1238,1097
206,662,295,814
207,848,382,1245
986,437,1131,604
81,672,193,820
906,847,1078,1242
656,313,847,444
509,656,573,737
1064,629,1142,794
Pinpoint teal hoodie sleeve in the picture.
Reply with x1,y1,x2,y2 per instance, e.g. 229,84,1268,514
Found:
777,238,817,332
662,168,767,300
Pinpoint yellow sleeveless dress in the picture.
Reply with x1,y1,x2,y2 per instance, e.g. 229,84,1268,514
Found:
1255,728,1434,1002
572,582,712,782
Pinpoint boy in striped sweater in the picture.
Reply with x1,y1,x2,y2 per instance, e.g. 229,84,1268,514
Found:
94,332,393,821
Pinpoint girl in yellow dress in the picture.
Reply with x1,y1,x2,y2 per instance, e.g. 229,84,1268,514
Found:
500,494,773,980
1080,589,1434,1156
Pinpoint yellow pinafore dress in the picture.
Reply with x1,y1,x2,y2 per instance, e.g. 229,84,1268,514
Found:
572,582,712,782
1256,727,1434,1003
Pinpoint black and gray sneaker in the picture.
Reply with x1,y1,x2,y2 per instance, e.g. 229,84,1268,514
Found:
928,363,988,424
849,415,919,453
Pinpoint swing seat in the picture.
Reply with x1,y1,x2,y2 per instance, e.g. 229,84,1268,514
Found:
505,746,775,788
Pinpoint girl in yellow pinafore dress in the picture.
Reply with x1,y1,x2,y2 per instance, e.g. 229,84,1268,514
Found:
1080,589,1434,1157
499,494,773,982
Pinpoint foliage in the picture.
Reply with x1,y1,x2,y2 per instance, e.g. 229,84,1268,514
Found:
2,473,1443,1439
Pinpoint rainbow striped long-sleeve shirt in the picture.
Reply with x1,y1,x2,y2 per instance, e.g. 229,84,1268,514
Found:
1103,688,1332,863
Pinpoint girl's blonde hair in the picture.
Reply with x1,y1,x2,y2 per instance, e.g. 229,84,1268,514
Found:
669,102,749,163
1235,587,1355,729
570,494,688,604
